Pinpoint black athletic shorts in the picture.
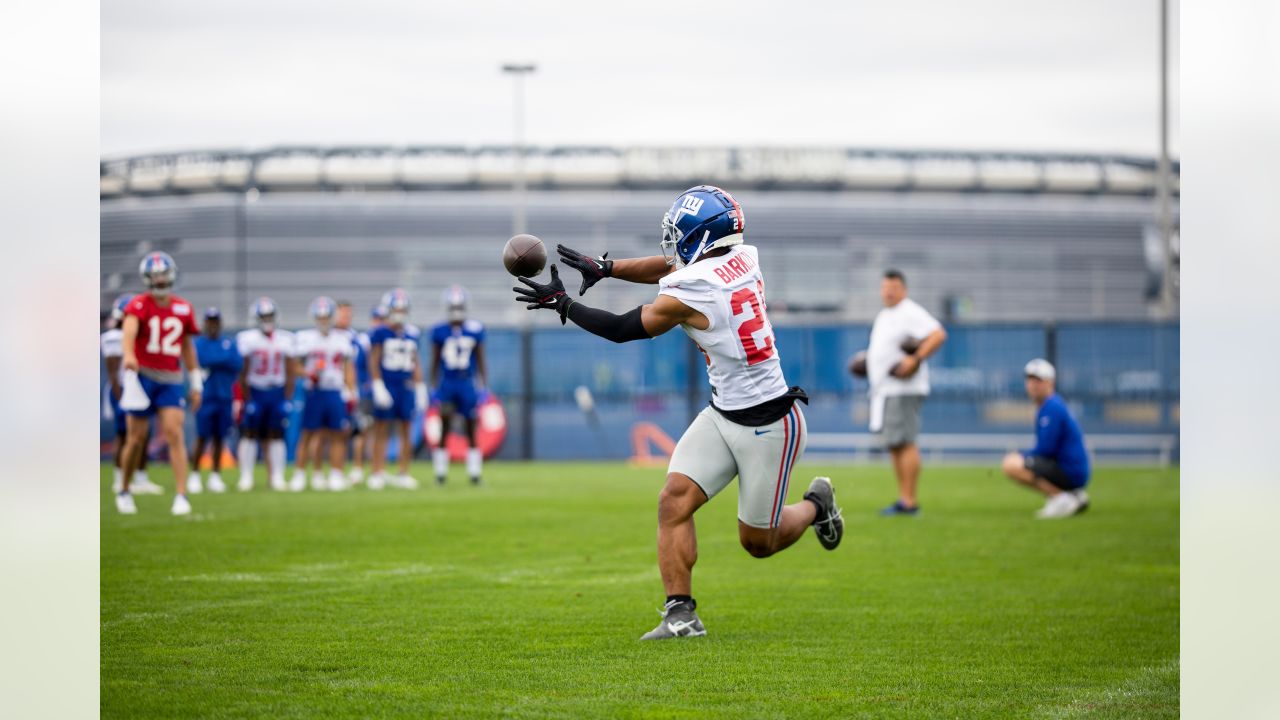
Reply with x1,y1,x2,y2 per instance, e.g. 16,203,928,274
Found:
1024,455,1082,491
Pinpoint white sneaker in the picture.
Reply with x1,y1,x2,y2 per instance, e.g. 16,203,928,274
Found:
115,492,137,515
207,473,226,493
347,467,364,485
310,473,326,491
239,475,255,492
270,475,286,492
1036,492,1082,519
288,472,306,492
395,473,420,490
1073,489,1091,514
132,474,165,495
367,473,385,490
328,473,347,492
188,472,203,494
171,494,192,516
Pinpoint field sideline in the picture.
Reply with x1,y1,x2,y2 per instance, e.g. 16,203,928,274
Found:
102,462,1178,718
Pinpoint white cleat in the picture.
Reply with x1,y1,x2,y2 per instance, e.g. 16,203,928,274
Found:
327,473,347,492
270,476,286,492
310,473,327,491
115,492,137,515
207,473,227,493
171,494,192,516
1072,489,1090,514
111,469,123,493
238,475,255,492
366,473,385,491
1036,491,1082,519
132,474,165,495
188,473,203,494
288,472,306,492
394,473,420,490
347,467,364,485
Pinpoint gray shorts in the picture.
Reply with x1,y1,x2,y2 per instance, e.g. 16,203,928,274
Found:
882,395,924,449
668,404,808,529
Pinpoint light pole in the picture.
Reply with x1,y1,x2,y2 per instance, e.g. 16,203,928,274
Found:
502,63,536,236
1155,0,1175,316
502,63,537,461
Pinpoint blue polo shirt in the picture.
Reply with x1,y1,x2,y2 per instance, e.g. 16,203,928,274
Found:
1026,393,1090,487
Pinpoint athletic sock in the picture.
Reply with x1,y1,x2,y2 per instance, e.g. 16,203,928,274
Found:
268,440,286,480
432,448,448,479
238,439,257,484
466,448,482,479
665,595,695,610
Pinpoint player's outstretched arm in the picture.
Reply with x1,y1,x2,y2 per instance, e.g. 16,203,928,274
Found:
513,265,705,342
557,244,672,295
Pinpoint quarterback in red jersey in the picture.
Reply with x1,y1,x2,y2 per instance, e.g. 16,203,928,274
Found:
117,251,203,516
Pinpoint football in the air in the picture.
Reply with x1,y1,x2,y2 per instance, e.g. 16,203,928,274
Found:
849,351,868,378
503,234,547,277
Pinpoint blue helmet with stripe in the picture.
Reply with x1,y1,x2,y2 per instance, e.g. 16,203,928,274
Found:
309,296,336,329
138,251,177,298
660,185,745,267
251,296,278,331
381,288,410,325
110,293,133,321
442,284,468,322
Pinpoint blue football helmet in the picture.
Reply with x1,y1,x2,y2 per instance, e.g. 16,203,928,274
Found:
310,296,336,329
382,288,410,325
660,185,745,267
138,251,177,297
251,297,278,331
370,303,389,322
442,285,468,322
110,293,133,321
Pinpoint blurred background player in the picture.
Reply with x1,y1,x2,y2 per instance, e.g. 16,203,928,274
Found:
529,185,845,640
429,285,488,485
347,304,386,486
295,297,357,491
187,308,240,494
1001,359,1092,519
236,297,297,492
102,293,162,495
116,252,203,516
866,270,948,516
368,289,427,490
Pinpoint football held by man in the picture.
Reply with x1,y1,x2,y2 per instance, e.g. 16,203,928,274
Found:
517,185,844,640
117,252,203,516
295,297,357,492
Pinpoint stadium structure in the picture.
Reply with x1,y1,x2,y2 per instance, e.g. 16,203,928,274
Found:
100,146,1179,463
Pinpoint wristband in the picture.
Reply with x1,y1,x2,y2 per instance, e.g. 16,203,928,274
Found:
188,370,204,394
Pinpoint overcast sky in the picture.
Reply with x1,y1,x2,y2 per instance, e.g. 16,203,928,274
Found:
101,0,1179,158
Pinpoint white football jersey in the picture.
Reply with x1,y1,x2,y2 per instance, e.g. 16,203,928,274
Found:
236,328,296,390
295,328,355,391
101,328,124,383
658,245,787,411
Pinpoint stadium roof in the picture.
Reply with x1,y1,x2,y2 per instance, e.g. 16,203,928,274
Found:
100,146,1180,198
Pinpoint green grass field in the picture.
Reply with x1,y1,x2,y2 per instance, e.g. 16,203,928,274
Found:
101,461,1178,719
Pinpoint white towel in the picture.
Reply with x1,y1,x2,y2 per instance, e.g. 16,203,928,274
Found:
119,369,151,411
868,390,886,433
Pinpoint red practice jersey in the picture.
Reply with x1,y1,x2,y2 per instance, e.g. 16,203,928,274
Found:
125,292,199,379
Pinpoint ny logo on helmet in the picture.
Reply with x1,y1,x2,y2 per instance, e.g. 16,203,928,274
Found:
672,195,705,224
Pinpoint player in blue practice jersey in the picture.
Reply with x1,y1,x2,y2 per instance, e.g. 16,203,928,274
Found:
1001,358,1091,519
429,286,489,485
187,308,241,494
368,289,427,490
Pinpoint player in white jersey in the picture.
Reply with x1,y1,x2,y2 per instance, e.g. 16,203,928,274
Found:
293,297,357,491
235,298,298,491
518,185,844,640
101,294,162,494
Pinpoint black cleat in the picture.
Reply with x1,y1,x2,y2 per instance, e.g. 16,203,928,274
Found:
435,476,446,486
804,477,844,550
470,476,481,486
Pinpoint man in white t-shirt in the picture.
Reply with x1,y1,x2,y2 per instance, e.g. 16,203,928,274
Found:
866,270,947,516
